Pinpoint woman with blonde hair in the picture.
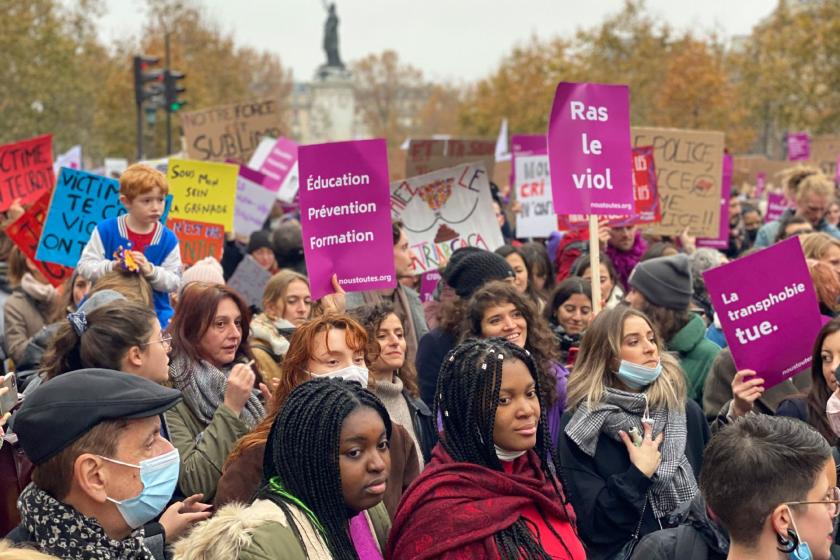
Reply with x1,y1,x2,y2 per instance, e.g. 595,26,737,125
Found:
557,306,710,560
801,232,840,278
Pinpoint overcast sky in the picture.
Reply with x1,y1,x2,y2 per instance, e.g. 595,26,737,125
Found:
99,0,778,83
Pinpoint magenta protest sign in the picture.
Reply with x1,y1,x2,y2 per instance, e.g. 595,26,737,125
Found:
258,137,298,203
703,238,821,388
697,152,733,249
787,132,810,161
547,82,634,215
419,270,441,304
299,138,396,299
511,134,546,155
765,192,791,223
755,172,766,199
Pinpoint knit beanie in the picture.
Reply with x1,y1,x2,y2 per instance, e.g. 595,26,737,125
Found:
629,254,693,310
181,257,225,289
446,250,514,298
441,246,482,282
247,230,273,254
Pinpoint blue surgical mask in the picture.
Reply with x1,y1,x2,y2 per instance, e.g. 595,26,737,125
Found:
315,365,369,387
786,506,813,560
101,447,180,528
617,359,662,390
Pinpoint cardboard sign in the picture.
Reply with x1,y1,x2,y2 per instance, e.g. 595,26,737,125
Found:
53,145,81,176
787,132,810,162
167,159,239,231
181,98,283,164
5,190,73,286
765,192,791,223
548,82,634,216
697,152,734,249
0,134,54,212
557,146,661,230
703,238,822,388
391,162,504,274
258,137,299,203
405,138,496,178
234,166,279,237
515,154,555,238
167,218,225,266
631,127,725,237
299,138,397,299
35,168,124,267
227,255,272,308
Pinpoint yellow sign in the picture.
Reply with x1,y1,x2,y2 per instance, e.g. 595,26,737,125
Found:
167,159,239,231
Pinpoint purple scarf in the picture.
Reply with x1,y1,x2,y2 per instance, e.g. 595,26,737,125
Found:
606,231,647,290
350,511,383,559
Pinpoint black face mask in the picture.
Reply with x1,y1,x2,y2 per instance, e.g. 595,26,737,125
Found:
745,229,758,243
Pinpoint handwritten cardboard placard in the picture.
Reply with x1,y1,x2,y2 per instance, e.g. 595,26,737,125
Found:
181,98,283,164
167,159,238,231
703,237,822,388
391,162,504,274
234,166,279,237
5,190,73,286
515,154,555,238
299,138,396,299
227,255,272,309
631,127,725,238
548,82,634,216
167,218,225,266
0,134,54,212
405,138,496,179
697,152,734,249
787,132,810,162
35,168,124,267
765,192,791,223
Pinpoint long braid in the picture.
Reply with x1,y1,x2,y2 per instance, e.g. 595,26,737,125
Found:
435,338,577,560
258,377,392,560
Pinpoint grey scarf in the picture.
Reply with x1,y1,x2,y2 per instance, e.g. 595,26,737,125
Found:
169,353,264,429
564,388,698,519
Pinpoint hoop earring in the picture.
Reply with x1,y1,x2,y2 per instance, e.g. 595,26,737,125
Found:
776,528,799,554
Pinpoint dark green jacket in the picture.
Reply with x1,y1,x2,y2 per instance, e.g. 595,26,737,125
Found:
668,314,722,405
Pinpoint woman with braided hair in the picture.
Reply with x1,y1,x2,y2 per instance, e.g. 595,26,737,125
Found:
387,338,585,559
173,377,392,559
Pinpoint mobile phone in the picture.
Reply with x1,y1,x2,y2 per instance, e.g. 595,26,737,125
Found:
835,364,840,386
0,373,18,415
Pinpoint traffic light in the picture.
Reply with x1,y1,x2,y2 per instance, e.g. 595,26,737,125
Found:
133,55,164,106
164,70,187,113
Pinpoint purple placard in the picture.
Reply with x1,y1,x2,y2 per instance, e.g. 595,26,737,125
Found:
419,270,441,304
547,82,634,215
697,152,733,249
765,192,791,223
836,155,840,183
703,238,822,389
755,172,766,199
299,138,396,299
787,132,810,162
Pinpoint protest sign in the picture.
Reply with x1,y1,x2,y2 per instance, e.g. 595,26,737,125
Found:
556,146,660,230
5,191,73,286
511,134,546,155
167,159,239,231
703,238,822,388
181,98,283,164
697,152,734,249
247,137,276,169
631,127,725,238
391,162,504,274
35,168,124,267
0,134,54,212
53,145,81,176
299,138,396,299
227,255,272,308
167,218,225,266
548,82,634,216
405,138,496,178
787,132,810,162
765,192,791,223
104,158,128,178
418,270,441,304
755,172,766,198
515,154,555,238
234,166,278,237
256,137,299,203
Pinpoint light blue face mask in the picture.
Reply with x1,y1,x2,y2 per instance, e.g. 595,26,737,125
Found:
101,447,180,528
786,506,813,560
616,359,663,390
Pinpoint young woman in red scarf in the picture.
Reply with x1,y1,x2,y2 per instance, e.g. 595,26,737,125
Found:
386,338,586,559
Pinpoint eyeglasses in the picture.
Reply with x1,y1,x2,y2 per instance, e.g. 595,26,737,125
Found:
142,333,172,351
785,486,840,518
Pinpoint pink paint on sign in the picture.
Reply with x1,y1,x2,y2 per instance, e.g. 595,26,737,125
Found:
703,237,822,388
299,138,396,299
547,82,634,215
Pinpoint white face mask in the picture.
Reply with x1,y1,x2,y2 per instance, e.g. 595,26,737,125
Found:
314,364,369,387
827,392,840,437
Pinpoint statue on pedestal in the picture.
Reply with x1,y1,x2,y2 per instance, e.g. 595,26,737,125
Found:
322,2,344,70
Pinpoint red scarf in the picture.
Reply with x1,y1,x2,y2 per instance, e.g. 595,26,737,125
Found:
386,446,579,560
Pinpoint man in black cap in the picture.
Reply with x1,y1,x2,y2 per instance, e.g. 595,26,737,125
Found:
625,254,721,404
9,369,208,559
